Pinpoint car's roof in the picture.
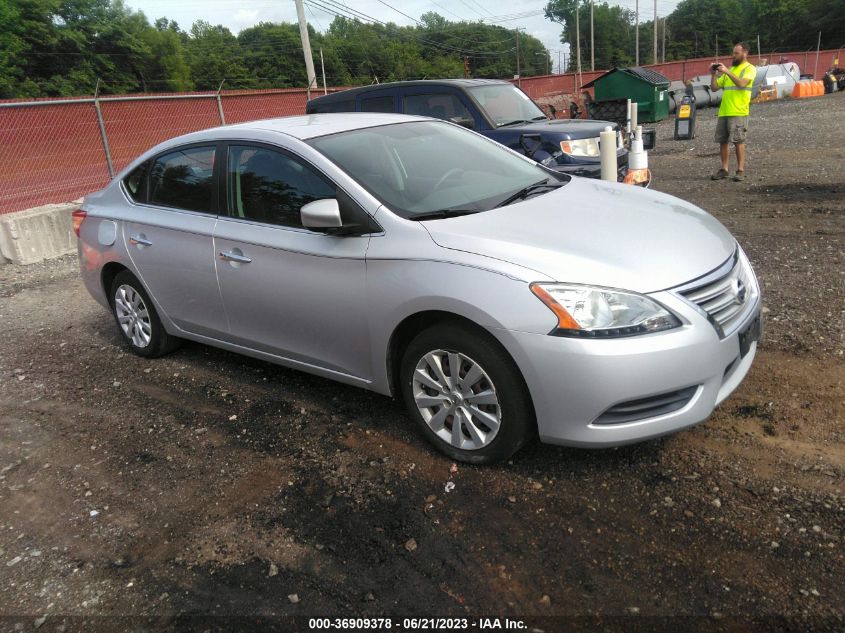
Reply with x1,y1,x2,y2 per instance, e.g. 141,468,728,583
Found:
205,113,424,141
308,79,510,105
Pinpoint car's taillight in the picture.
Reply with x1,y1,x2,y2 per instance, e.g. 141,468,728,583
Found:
72,209,87,237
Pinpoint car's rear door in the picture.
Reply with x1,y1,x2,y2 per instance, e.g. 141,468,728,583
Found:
121,143,228,338
212,141,372,381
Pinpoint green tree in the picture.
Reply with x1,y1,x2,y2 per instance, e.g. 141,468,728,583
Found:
545,0,638,70
186,21,250,89
138,23,191,92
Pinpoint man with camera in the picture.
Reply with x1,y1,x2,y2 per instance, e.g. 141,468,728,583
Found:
710,43,757,181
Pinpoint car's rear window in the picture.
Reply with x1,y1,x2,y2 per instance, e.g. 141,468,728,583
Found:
149,146,216,213
123,162,148,203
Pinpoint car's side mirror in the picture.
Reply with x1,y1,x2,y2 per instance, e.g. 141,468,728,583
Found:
450,116,474,129
301,198,342,229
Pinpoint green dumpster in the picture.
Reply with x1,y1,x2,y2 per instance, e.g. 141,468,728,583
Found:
583,67,671,123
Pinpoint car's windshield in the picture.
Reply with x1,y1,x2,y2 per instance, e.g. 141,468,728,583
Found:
308,121,565,219
466,84,548,127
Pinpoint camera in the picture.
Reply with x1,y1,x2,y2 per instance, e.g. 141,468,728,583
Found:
711,63,721,72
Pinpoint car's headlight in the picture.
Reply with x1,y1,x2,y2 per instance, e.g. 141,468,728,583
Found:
530,283,681,337
560,137,600,157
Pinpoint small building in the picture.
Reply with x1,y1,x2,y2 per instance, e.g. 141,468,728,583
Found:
583,67,671,123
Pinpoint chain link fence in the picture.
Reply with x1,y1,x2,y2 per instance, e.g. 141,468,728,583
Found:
0,88,341,214
3,47,840,215
516,48,842,98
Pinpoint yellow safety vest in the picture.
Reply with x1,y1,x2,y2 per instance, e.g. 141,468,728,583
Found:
717,61,757,117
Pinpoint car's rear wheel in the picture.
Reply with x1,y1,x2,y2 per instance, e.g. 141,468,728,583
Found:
399,324,535,464
109,271,180,358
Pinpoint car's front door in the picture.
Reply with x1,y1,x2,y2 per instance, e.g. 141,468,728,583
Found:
121,143,228,338
212,142,373,381
400,89,480,128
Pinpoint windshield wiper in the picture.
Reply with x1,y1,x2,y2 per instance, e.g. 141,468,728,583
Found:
497,119,530,127
531,115,549,121
495,179,565,208
409,209,482,221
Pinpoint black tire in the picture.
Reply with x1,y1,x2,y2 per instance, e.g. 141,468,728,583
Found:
109,270,180,358
399,323,535,464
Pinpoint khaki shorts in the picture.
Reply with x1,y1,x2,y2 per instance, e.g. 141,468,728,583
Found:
715,116,748,144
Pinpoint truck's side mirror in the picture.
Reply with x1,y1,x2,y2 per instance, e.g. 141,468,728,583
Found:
449,116,475,129
519,133,543,157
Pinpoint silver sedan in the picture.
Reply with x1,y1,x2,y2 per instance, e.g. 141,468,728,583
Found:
75,113,762,463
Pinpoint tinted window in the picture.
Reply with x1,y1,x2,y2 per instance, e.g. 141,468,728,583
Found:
149,146,215,212
360,96,394,113
310,98,354,113
403,93,472,122
227,145,335,228
123,162,148,203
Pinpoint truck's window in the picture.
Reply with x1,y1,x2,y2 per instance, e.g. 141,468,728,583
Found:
310,98,354,113
403,93,472,122
466,84,547,127
360,96,394,113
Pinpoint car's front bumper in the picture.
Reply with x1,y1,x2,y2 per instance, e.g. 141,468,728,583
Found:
490,293,761,448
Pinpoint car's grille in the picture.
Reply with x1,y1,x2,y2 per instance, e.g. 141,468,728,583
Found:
594,386,698,425
678,252,757,337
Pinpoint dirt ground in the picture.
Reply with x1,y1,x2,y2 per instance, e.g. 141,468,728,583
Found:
0,93,843,632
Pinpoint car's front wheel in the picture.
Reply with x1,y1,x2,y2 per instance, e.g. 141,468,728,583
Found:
399,324,535,464
109,270,180,358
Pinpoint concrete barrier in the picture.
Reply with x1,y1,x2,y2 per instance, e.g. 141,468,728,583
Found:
0,201,80,265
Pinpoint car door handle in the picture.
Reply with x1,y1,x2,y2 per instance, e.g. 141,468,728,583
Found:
219,250,252,264
128,235,152,246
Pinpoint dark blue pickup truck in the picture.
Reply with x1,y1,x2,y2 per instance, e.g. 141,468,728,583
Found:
305,79,628,180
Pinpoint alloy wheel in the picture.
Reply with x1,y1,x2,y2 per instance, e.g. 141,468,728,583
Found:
114,284,152,348
412,349,502,450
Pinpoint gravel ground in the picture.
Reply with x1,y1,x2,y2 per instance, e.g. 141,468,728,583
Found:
0,92,843,633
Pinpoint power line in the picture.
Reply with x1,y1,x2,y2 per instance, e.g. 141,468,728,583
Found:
304,0,520,56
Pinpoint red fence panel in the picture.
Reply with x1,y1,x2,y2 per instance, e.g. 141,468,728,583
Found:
513,49,842,102
100,96,222,174
223,89,308,124
0,102,110,213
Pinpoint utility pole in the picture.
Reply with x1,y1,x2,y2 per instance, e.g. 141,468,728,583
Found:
653,0,658,65
661,18,665,63
757,34,761,63
515,27,522,86
294,0,317,99
320,48,327,95
590,0,594,72
558,50,562,74
814,31,821,77
575,1,581,77
635,0,639,66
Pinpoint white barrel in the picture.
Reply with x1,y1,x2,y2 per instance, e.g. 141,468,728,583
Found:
600,126,617,182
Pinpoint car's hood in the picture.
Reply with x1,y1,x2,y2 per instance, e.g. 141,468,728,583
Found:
502,118,619,138
422,177,736,293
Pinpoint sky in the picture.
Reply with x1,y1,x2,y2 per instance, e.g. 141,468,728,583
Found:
124,0,681,74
